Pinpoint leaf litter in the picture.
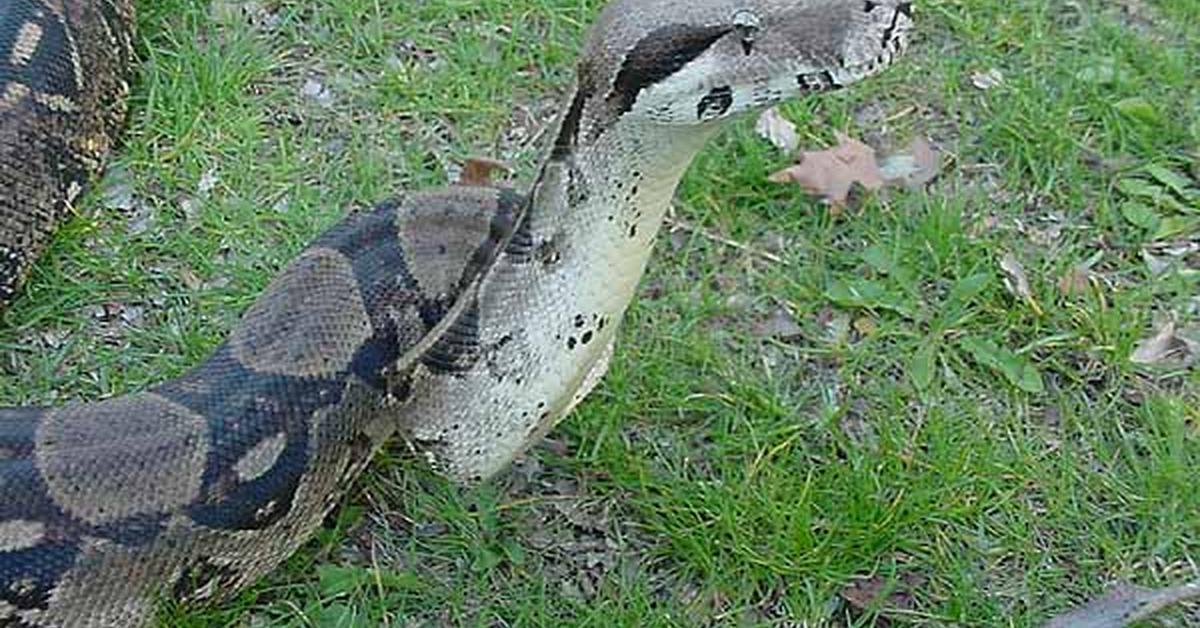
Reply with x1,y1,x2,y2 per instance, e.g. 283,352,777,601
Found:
768,132,884,207
840,570,928,626
758,109,941,208
1058,251,1104,298
457,156,512,187
970,68,1005,90
999,251,1044,315
754,107,800,153
878,136,941,188
1129,321,1199,369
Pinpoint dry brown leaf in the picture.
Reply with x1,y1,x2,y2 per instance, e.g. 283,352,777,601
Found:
1130,321,1199,367
459,156,511,187
753,306,804,340
879,136,941,188
999,252,1044,314
1058,266,1093,297
1142,241,1199,278
840,572,926,618
768,132,884,206
755,107,799,153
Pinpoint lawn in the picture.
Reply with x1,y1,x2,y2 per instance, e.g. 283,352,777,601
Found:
1,0,1198,625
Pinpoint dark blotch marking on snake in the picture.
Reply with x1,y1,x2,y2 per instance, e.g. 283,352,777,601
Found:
880,3,908,48
156,349,344,531
567,166,590,206
172,557,241,603
0,542,79,613
697,85,733,119
0,6,79,99
422,298,483,374
598,23,732,138
552,87,589,160
318,202,422,389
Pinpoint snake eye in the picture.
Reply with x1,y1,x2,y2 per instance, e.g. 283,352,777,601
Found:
732,10,761,55
864,1,878,11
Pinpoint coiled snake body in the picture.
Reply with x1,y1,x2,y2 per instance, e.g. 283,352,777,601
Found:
0,1,912,625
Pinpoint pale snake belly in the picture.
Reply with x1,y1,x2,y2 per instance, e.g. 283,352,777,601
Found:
0,1,913,625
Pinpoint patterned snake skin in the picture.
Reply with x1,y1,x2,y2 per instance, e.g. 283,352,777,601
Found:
0,1,912,625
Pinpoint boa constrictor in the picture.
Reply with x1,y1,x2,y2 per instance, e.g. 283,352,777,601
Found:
0,1,912,625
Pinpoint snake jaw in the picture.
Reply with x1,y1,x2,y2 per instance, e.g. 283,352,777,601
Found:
584,0,914,130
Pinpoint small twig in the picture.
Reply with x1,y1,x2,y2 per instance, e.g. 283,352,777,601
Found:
519,115,553,154
883,105,917,123
664,216,784,264
496,494,584,512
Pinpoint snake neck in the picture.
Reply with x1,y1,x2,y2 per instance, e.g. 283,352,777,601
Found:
521,91,721,278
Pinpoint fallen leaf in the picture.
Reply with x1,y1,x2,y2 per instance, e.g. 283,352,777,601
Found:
1130,321,1199,368
126,204,154,236
753,306,804,340
999,252,1043,315
458,157,511,187
197,169,220,196
840,575,888,612
301,77,334,106
878,136,941,188
710,273,737,294
211,0,277,30
838,404,878,451
119,305,145,326
1142,241,1199,278
1141,249,1173,277
100,164,136,211
755,107,799,153
180,268,203,291
971,68,1005,90
768,132,884,206
180,197,202,223
1058,266,1093,297
840,572,926,616
1046,580,1200,628
1060,252,1104,298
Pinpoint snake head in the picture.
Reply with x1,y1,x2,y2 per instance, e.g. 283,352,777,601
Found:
575,0,913,135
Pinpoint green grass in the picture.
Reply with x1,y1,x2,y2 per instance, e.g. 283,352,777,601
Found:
2,0,1198,625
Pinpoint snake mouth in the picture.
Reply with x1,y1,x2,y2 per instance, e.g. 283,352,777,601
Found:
794,42,907,93
786,0,912,92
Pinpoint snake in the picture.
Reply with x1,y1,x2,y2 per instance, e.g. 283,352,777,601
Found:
0,0,912,625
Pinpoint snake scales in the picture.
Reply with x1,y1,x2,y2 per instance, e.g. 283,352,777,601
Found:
0,1,912,625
